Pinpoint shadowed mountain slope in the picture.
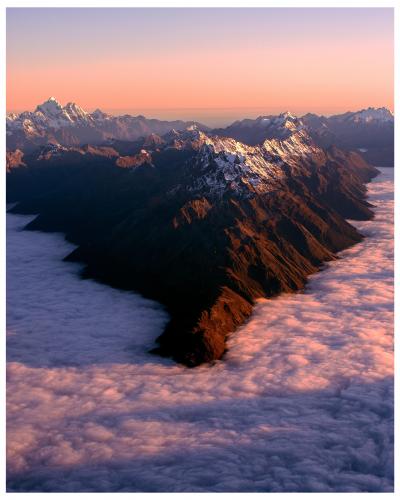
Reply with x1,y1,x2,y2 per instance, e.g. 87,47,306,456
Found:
7,125,378,366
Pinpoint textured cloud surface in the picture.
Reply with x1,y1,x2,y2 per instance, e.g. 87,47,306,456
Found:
6,169,393,492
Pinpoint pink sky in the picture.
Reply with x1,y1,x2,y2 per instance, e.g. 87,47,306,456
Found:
6,8,394,124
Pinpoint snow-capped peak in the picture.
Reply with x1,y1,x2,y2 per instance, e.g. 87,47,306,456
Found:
64,102,88,120
186,133,286,197
7,98,96,133
167,127,322,198
227,112,304,140
280,111,296,120
350,107,393,123
35,97,63,116
274,111,302,127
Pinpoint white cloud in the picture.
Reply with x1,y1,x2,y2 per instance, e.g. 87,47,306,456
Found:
6,169,393,492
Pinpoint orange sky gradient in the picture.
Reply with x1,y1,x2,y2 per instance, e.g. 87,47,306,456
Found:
6,8,394,125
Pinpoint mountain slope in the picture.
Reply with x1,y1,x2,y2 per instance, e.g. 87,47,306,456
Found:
7,126,378,366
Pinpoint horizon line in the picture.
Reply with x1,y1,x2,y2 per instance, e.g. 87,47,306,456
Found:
6,103,394,117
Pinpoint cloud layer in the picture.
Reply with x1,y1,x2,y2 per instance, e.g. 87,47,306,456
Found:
6,169,394,492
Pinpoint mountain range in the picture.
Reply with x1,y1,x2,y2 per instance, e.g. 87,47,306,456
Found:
214,107,394,166
7,98,394,166
6,97,209,153
6,99,384,365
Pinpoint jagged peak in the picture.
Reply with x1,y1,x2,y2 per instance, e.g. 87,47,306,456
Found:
279,111,297,120
318,107,395,123
35,97,63,114
351,107,393,122
364,106,392,113
65,101,84,110
64,102,88,119
228,112,302,133
46,96,61,104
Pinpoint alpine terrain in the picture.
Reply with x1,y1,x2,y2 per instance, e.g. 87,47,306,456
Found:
7,99,381,366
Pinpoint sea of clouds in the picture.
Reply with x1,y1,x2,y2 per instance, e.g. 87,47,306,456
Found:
6,169,394,492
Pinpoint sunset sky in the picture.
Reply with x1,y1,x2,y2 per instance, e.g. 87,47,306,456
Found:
7,7,394,126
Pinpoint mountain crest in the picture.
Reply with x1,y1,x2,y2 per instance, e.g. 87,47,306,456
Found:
6,99,209,145
279,111,296,120
6,100,393,168
351,107,394,123
35,96,63,115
